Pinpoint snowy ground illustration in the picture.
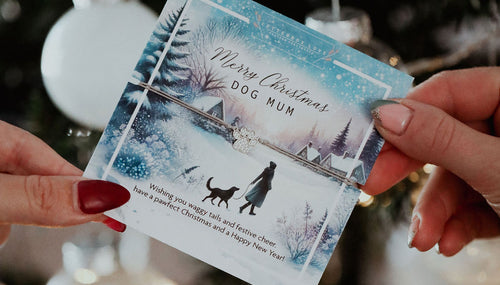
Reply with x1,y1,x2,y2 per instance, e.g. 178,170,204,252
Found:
85,94,359,284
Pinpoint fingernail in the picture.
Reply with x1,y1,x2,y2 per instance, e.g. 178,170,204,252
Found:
76,180,130,214
371,100,413,136
408,213,420,248
103,217,127,233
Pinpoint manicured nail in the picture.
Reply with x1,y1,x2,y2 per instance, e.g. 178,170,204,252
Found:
408,213,420,248
76,180,130,214
103,217,127,233
371,100,413,136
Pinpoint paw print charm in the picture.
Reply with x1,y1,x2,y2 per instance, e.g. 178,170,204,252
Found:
232,127,259,154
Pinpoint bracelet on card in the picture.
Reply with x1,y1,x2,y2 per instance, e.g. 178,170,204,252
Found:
137,81,359,187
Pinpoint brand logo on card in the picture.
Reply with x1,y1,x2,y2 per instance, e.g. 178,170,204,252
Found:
253,12,336,61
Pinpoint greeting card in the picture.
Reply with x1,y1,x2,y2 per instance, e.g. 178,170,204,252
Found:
84,0,413,284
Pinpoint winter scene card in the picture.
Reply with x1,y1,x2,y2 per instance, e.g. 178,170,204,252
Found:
84,0,413,284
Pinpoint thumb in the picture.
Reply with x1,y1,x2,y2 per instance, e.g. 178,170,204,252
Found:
0,174,130,226
371,99,500,196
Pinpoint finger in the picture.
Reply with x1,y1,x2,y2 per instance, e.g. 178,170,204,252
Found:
364,118,492,195
362,143,423,195
438,203,500,257
407,67,500,122
0,225,10,247
0,174,130,227
409,167,468,251
0,120,81,176
364,67,499,194
371,99,500,199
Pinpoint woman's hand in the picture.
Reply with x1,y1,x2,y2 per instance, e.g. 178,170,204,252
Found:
363,67,500,256
0,121,130,246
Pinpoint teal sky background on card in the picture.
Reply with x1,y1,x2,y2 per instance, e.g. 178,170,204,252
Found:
182,0,412,114
132,0,415,181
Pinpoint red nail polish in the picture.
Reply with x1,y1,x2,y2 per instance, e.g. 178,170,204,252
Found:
103,217,127,233
77,180,130,214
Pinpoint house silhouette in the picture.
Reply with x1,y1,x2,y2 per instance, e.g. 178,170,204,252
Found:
296,142,322,164
192,96,225,121
320,152,365,183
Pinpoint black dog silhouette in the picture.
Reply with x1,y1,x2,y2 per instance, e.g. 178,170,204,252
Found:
202,177,240,209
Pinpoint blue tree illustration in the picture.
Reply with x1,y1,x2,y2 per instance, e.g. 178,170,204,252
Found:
331,118,351,156
133,4,191,97
314,210,334,252
359,130,384,174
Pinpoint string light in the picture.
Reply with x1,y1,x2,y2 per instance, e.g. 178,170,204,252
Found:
73,268,99,284
389,56,399,66
0,0,21,22
358,191,374,207
423,163,436,174
408,171,420,183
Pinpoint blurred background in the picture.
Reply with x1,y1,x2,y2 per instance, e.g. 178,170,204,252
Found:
0,0,499,284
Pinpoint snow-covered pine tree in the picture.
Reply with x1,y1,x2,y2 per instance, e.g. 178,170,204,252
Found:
133,5,191,97
317,210,333,251
106,84,144,132
331,118,351,156
310,210,332,250
312,209,325,236
125,5,193,142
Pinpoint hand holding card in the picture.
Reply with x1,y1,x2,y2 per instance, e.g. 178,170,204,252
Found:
0,121,130,247
366,67,500,257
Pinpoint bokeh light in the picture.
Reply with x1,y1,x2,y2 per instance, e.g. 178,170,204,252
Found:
73,268,99,284
0,0,21,22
